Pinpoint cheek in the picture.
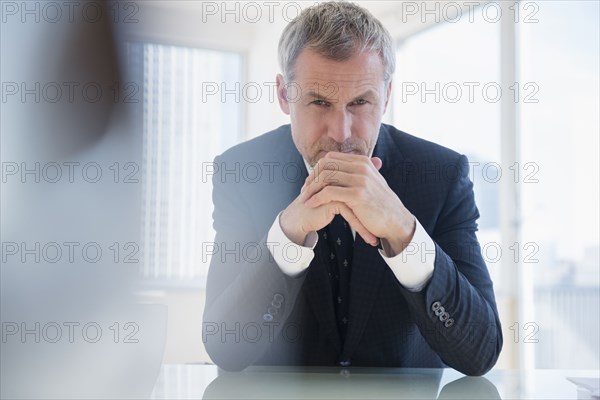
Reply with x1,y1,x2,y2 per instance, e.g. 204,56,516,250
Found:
353,118,379,138
290,112,317,152
290,108,322,143
349,118,381,152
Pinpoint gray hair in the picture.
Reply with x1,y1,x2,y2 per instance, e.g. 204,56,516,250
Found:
278,1,396,82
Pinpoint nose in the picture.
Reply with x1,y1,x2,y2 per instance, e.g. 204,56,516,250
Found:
327,109,352,143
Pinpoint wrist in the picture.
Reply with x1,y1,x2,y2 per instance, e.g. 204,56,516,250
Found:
280,209,308,246
382,214,416,256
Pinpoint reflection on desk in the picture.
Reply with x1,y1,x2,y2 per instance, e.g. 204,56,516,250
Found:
151,365,599,400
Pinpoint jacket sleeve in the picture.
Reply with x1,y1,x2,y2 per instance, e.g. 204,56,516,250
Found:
202,154,307,371
399,154,503,376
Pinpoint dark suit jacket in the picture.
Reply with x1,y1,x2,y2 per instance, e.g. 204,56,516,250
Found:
203,124,502,376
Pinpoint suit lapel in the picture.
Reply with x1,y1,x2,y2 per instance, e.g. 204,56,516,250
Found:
341,124,410,360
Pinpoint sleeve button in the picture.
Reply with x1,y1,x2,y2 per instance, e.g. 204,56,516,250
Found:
263,313,273,322
271,300,282,309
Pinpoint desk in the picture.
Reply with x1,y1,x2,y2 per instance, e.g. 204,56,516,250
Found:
151,365,599,399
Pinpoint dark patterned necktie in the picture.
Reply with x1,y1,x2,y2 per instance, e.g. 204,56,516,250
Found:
323,214,354,342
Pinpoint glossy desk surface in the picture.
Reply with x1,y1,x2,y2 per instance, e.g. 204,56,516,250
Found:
151,365,599,399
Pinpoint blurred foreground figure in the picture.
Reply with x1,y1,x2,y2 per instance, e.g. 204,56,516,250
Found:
1,2,166,398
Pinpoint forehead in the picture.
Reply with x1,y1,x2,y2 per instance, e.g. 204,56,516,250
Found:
292,49,386,94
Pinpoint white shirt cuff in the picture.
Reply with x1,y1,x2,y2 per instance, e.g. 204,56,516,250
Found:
379,219,436,292
267,211,318,277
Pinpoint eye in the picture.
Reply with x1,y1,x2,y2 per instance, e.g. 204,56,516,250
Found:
311,99,329,106
353,98,368,105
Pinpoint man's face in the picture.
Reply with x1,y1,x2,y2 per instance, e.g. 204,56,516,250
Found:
276,49,392,167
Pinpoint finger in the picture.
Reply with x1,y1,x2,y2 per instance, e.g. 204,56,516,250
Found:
303,153,376,192
321,153,377,176
303,170,358,199
305,185,356,209
319,155,356,172
298,185,313,202
332,202,379,246
303,158,344,190
300,174,311,194
305,156,368,190
324,151,369,163
302,158,354,194
371,157,382,170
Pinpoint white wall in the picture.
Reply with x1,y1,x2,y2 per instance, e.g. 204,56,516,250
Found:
244,11,290,138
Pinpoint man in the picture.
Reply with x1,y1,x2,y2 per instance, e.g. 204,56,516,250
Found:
203,1,502,376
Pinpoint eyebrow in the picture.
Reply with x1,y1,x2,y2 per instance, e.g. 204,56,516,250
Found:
303,88,379,103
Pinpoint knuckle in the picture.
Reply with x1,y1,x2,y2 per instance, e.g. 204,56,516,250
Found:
323,160,337,172
327,171,339,183
351,187,363,199
356,175,368,187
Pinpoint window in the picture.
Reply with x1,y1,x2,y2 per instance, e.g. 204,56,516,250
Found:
393,1,599,369
518,1,599,368
129,43,243,282
393,14,502,280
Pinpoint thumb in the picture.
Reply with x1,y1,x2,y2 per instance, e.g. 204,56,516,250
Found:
371,156,383,170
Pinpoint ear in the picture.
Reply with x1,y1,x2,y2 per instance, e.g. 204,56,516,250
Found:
382,79,393,114
276,74,290,115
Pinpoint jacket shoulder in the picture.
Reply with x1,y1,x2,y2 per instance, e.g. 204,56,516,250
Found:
381,124,464,165
217,125,293,163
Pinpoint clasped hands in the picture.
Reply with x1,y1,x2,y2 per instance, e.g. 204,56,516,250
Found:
280,152,416,257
